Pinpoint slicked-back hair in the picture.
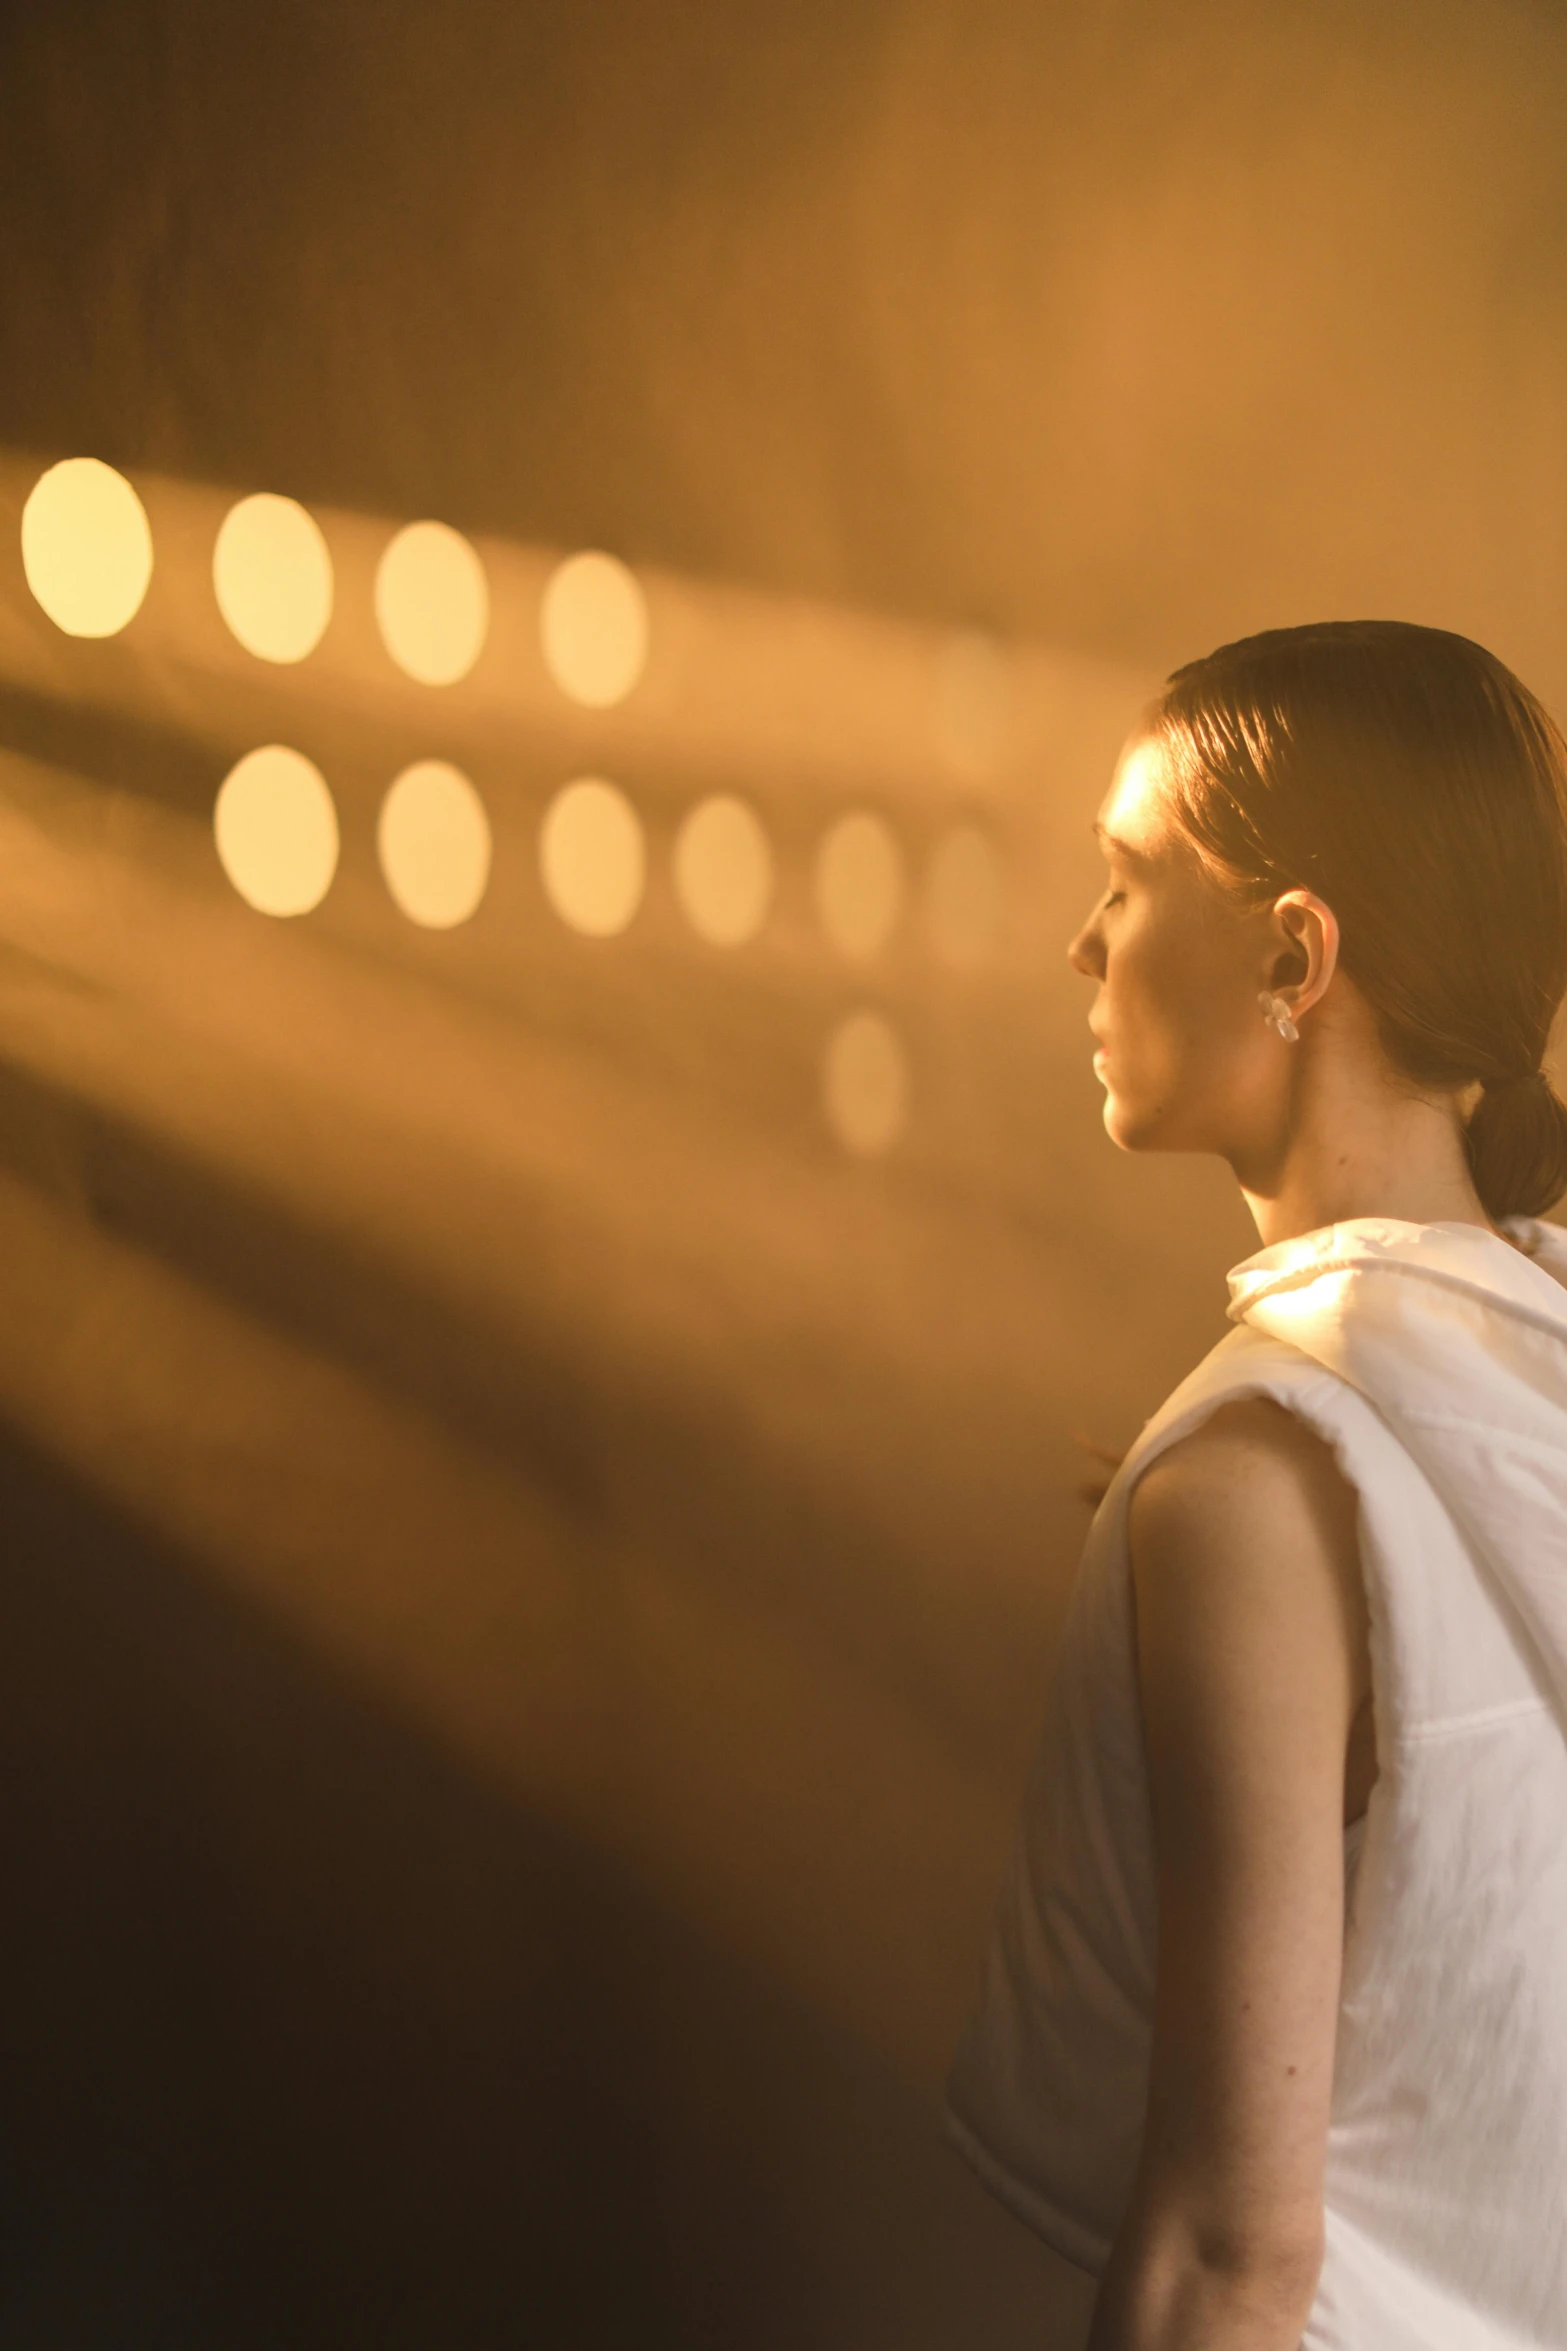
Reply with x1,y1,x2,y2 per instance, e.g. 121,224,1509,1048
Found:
1150,619,1567,1220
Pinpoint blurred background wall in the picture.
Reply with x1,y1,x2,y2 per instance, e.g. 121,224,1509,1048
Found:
0,2,1562,2344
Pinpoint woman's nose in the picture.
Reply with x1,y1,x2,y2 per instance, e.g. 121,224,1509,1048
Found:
1067,915,1102,977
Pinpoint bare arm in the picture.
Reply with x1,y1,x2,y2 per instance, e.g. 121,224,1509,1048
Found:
1085,1398,1371,2351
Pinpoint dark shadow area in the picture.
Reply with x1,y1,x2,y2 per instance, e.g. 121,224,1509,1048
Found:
0,681,227,821
4,0,1562,681
0,1044,1047,1769
0,1416,1062,2350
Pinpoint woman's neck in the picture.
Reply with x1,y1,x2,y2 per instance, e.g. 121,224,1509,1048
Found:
1233,1032,1498,1249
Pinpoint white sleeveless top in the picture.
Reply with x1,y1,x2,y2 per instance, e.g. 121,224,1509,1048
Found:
946,1216,1567,2348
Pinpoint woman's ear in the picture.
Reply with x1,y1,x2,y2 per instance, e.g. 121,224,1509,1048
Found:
1268,889,1340,1022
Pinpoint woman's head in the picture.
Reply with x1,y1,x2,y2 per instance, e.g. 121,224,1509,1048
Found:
1068,619,1567,1219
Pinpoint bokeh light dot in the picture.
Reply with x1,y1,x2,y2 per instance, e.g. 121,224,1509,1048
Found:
21,457,153,638
672,795,774,947
823,1011,909,1156
215,746,339,917
213,492,334,663
926,824,1005,967
540,551,649,708
378,760,492,930
375,520,489,684
540,778,645,937
814,812,904,959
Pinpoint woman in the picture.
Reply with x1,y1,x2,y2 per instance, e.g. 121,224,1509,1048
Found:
945,620,1567,2350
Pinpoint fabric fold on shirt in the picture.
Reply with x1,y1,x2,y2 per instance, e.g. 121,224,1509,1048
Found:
1227,1216,1567,1718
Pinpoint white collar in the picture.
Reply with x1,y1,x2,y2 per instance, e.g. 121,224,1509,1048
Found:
1226,1215,1567,1338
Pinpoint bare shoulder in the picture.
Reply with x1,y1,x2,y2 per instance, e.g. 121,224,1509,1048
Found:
1130,1395,1359,1559
1128,1395,1370,1736
1127,1391,1362,1617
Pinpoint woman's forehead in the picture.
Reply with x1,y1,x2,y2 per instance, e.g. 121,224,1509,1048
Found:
1096,736,1172,853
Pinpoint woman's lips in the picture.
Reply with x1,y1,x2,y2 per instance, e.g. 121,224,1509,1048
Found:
1092,1047,1107,1072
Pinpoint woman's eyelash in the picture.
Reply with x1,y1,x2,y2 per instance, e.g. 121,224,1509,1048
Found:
1102,889,1125,909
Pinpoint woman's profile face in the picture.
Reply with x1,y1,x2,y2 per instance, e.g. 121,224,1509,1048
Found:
1068,735,1284,1155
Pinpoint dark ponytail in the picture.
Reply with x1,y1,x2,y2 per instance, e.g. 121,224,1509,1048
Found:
1151,620,1567,1222
1464,1070,1567,1222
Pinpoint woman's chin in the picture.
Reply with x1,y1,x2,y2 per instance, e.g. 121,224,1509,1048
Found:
1101,1091,1161,1152
1100,1091,1132,1146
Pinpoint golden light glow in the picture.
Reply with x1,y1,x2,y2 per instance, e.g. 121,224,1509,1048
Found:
814,812,904,959
539,777,645,937
377,760,492,930
540,550,649,708
925,825,1005,967
374,520,489,685
935,630,1012,772
1102,734,1169,841
823,1011,908,1155
21,457,153,638
213,492,334,664
214,745,340,917
672,794,773,947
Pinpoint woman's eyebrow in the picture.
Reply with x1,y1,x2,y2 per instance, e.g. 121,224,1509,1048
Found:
1092,821,1145,861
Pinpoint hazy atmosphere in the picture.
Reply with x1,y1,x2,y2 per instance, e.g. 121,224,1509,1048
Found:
0,3,1561,2343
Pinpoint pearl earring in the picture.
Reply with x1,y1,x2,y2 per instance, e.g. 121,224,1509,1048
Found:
1259,991,1299,1043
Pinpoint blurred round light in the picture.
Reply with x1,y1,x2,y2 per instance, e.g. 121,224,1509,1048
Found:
540,550,648,708
213,492,333,664
378,760,492,930
823,1011,909,1156
926,824,1005,967
21,457,153,638
935,630,1012,772
215,745,339,917
540,778,645,937
814,812,904,959
672,794,773,947
375,520,488,684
